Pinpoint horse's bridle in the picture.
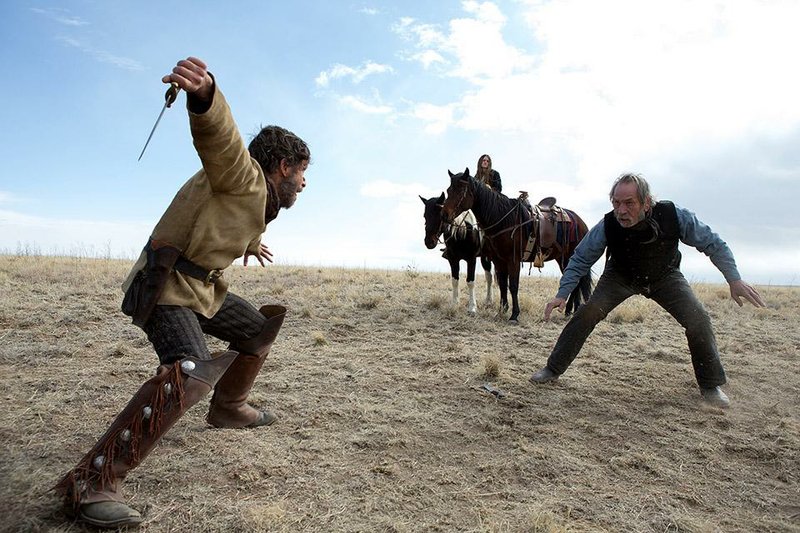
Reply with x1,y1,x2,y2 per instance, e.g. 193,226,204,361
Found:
437,210,468,246
444,176,472,225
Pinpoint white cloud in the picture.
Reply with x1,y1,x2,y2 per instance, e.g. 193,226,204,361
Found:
56,36,145,71
397,0,800,139
338,95,393,115
32,7,144,71
412,102,456,134
412,50,446,69
315,61,394,87
394,1,533,78
393,17,447,49
30,7,89,26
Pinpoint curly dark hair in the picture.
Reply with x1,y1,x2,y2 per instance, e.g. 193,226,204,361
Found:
248,125,310,175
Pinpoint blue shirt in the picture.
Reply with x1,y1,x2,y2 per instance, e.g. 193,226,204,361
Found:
556,205,741,299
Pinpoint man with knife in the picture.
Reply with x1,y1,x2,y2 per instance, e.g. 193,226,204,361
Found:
56,56,310,528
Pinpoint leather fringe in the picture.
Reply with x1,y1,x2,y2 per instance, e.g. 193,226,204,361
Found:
54,361,186,511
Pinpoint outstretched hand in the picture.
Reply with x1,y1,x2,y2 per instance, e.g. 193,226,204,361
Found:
729,279,766,308
544,297,567,321
162,57,213,101
243,243,273,267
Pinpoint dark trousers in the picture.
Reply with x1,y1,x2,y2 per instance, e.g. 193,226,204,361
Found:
142,292,266,365
546,269,726,389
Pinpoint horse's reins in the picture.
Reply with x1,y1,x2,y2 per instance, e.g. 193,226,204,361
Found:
438,218,477,246
448,178,521,238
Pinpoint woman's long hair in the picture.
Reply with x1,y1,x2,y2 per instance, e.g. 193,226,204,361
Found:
475,154,493,188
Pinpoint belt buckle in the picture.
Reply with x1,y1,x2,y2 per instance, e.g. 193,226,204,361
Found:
204,269,222,285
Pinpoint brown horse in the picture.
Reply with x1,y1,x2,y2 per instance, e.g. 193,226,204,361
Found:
441,168,592,323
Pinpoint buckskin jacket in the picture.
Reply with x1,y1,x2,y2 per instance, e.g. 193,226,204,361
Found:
123,80,268,318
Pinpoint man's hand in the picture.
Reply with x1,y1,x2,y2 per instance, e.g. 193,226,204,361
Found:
243,244,273,267
729,279,766,308
544,297,567,320
162,57,213,101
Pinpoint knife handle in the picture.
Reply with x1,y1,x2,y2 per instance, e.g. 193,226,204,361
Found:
164,82,180,108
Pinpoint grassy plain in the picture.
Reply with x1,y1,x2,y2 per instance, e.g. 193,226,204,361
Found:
0,255,798,532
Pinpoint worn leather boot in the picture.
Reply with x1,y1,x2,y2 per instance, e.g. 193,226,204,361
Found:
72,499,142,529
56,351,238,528
207,305,287,429
529,366,560,383
206,352,276,428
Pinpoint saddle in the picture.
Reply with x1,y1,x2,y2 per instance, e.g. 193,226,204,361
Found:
519,193,572,267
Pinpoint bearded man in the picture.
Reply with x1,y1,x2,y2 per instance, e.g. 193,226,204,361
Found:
56,56,310,528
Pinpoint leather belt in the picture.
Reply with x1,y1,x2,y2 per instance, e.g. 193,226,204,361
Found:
174,256,223,285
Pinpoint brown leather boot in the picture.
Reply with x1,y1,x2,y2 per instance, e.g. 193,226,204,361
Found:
207,305,287,429
56,351,238,528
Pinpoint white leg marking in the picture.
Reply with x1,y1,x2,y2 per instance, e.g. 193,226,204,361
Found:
467,281,477,315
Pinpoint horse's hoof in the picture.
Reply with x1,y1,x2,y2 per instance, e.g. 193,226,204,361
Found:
508,318,519,325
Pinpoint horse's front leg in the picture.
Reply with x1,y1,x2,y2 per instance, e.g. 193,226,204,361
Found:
508,264,521,323
481,256,493,304
466,257,477,315
449,257,460,305
495,266,509,314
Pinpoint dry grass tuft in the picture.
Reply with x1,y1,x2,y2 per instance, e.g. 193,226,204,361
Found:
477,353,503,379
240,501,288,531
426,293,447,310
311,331,328,346
357,294,383,310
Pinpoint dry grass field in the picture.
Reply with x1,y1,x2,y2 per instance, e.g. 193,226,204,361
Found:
0,255,798,533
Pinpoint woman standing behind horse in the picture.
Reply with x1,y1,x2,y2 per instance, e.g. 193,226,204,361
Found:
475,154,502,193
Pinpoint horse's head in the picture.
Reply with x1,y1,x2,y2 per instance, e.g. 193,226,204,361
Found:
442,167,474,223
420,192,446,249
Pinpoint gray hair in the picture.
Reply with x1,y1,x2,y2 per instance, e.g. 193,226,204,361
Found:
609,173,655,206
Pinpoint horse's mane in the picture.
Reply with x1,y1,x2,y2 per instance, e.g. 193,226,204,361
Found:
464,175,529,231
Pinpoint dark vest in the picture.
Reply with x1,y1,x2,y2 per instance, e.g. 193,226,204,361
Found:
604,200,681,283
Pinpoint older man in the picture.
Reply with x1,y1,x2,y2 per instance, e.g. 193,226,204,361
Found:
56,56,310,528
530,173,765,408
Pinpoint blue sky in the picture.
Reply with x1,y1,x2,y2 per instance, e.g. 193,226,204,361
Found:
1,1,799,285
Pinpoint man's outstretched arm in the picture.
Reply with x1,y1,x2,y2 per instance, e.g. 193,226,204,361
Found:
677,205,766,308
